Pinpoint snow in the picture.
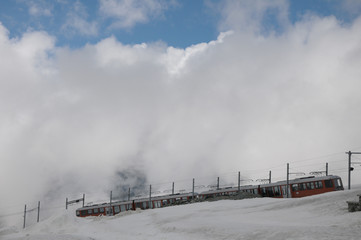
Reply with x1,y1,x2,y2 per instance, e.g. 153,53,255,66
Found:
1,187,361,240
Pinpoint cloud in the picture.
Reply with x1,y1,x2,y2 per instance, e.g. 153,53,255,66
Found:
99,0,174,29
341,0,361,16
215,0,290,34
2,3,361,226
62,1,98,36
161,31,234,75
27,0,52,17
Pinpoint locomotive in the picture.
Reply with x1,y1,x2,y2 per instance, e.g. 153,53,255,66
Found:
76,175,343,217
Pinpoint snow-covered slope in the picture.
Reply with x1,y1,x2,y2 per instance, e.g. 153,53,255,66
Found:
2,187,361,240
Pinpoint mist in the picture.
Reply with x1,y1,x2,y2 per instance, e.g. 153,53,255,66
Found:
2,2,361,225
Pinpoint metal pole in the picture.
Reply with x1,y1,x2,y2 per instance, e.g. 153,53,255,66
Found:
238,171,240,192
66,198,68,210
217,177,219,190
192,178,195,201
23,204,26,229
149,185,152,209
128,187,131,201
172,182,174,195
326,162,328,176
83,194,85,207
269,171,272,184
109,191,112,216
348,151,351,189
37,201,40,223
286,163,289,198
345,151,361,190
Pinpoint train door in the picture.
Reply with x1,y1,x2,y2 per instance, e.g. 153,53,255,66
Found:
105,207,113,216
120,204,126,212
333,178,343,190
281,185,290,198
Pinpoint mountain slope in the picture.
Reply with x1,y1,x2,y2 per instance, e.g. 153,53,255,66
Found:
2,186,361,240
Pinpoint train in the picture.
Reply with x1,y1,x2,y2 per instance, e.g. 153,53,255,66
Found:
76,175,343,218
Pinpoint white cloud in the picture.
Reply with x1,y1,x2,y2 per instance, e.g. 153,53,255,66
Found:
62,1,98,36
341,0,361,16
216,0,289,34
161,31,233,75
0,23,56,220
27,1,52,17
99,0,173,29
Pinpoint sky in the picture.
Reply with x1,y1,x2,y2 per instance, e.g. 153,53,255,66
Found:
2,0,361,221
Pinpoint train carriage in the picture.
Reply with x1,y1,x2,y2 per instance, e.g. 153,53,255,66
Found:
198,185,259,200
76,192,194,217
258,175,343,198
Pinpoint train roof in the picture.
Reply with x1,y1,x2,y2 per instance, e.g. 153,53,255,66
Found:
198,185,256,195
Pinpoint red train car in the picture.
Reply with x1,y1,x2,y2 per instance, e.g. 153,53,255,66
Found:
258,175,343,198
198,175,343,200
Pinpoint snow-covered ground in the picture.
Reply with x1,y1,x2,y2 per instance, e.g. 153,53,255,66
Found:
1,187,361,240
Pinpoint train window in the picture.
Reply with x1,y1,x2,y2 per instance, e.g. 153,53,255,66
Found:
298,184,305,191
315,181,323,189
114,206,120,213
292,184,298,191
143,202,147,209
99,208,104,213
335,179,342,188
267,187,274,197
94,208,99,214
120,205,126,212
81,210,87,216
306,182,314,190
87,209,92,214
325,180,333,188
261,188,267,197
254,189,258,194
76,211,80,216
274,186,281,196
